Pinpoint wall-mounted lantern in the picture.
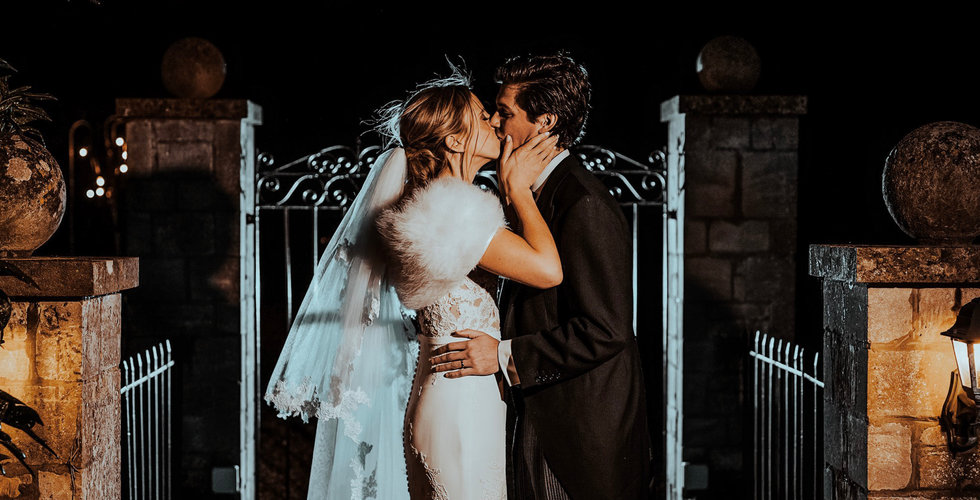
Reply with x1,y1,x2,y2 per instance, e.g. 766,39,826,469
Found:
940,297,980,453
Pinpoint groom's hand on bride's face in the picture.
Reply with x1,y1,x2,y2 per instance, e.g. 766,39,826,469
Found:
430,329,500,378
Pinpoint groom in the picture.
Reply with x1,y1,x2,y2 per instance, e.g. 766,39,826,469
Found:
431,53,651,499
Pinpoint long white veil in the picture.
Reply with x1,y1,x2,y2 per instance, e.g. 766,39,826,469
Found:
265,147,416,500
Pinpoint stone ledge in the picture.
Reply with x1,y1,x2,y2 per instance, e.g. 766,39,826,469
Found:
809,244,980,284
116,98,263,124
660,95,808,121
0,257,139,298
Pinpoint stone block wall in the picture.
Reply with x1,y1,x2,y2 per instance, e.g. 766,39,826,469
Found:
812,244,980,499
867,287,980,497
0,257,137,499
821,279,869,498
117,99,261,496
661,95,806,498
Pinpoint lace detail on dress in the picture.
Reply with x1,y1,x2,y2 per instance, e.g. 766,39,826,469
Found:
264,378,370,442
349,441,379,500
409,442,450,500
417,278,501,340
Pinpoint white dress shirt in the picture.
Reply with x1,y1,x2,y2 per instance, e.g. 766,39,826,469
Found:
496,149,570,386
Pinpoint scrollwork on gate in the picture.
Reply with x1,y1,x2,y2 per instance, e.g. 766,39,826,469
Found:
256,145,382,210
256,144,666,209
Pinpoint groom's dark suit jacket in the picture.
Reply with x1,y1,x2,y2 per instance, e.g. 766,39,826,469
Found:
500,154,651,499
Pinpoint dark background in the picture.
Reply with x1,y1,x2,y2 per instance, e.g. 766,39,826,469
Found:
4,2,979,496
7,4,978,345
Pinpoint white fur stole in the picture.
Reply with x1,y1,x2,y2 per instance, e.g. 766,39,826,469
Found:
377,176,505,309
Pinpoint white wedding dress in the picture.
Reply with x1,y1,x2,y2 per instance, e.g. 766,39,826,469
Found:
265,146,509,500
378,175,509,500
404,275,507,500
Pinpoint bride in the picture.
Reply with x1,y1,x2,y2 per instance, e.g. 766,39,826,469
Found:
264,67,562,500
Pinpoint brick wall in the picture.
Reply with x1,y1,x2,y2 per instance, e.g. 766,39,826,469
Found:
812,244,980,499
661,95,806,498
117,99,260,497
0,257,136,499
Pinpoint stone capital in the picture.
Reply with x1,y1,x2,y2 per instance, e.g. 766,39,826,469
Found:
0,256,138,298
809,244,980,285
660,94,808,122
115,98,262,124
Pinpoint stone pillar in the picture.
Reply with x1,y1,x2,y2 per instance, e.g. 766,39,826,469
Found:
810,244,980,499
116,99,261,495
660,94,807,497
0,257,138,499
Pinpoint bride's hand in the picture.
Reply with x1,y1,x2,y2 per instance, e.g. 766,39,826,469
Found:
498,131,561,201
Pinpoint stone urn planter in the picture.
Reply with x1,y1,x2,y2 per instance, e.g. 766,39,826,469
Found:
0,58,63,257
0,133,65,257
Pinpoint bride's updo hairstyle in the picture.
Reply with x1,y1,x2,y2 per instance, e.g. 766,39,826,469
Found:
371,63,480,197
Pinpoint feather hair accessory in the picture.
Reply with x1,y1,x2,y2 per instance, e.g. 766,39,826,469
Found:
377,176,505,309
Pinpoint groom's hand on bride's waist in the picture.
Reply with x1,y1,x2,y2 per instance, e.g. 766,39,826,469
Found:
430,329,500,378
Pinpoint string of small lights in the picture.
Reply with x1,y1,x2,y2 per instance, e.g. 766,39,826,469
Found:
70,118,127,200
66,117,126,252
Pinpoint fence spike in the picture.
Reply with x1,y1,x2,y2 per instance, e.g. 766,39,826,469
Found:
120,341,175,500
750,334,823,499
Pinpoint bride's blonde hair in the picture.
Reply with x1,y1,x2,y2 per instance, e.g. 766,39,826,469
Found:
370,61,481,197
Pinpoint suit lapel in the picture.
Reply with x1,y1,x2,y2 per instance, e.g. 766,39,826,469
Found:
500,154,576,338
534,153,576,224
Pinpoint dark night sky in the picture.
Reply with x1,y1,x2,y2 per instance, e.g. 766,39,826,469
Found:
3,3,976,244
4,2,980,343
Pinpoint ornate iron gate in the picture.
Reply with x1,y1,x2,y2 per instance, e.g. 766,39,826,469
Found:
246,143,669,498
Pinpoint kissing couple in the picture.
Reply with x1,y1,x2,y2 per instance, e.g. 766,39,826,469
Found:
265,53,651,500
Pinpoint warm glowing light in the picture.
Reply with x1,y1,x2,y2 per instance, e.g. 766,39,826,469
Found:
96,187,105,196
79,148,88,157
119,164,128,173
86,189,95,198
115,137,125,146
121,151,128,160
952,339,980,388
96,176,105,187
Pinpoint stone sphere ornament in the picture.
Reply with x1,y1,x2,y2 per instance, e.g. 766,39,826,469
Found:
696,36,761,92
882,121,980,244
0,134,66,257
161,37,226,98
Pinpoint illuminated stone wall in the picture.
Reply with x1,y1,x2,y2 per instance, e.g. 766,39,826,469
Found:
0,257,137,499
811,245,980,499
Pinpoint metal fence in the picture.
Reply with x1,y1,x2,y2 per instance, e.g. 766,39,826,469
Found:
749,331,823,500
121,340,174,500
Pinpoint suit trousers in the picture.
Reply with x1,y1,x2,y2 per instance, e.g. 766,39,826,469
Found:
509,391,571,500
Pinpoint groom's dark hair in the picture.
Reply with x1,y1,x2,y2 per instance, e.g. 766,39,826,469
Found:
494,53,591,149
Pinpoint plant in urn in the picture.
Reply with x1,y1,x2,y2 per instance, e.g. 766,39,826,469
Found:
0,58,64,257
